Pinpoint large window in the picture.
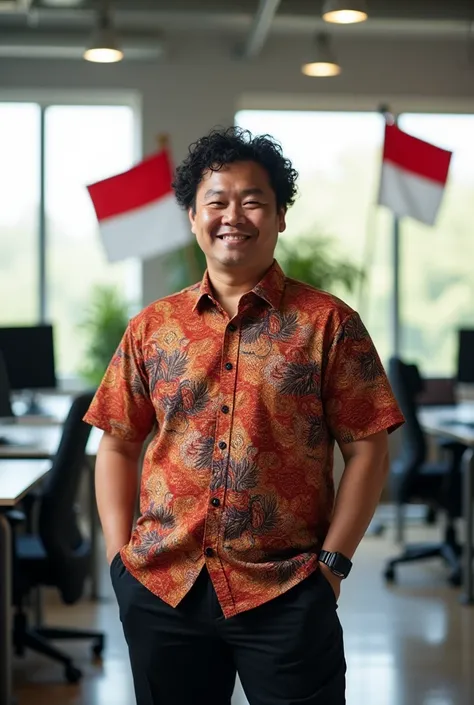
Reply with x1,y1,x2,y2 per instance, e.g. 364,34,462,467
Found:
235,110,393,362
45,105,138,377
0,103,40,324
0,100,140,380
235,109,474,376
397,113,474,376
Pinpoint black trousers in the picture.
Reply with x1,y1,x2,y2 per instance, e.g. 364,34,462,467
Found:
110,555,346,705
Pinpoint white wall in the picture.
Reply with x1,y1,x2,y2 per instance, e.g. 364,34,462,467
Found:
1,32,471,303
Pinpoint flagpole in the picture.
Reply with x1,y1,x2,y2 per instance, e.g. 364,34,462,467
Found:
392,213,401,357
156,133,202,284
379,105,401,358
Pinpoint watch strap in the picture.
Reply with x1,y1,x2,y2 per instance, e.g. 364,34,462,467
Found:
318,550,352,579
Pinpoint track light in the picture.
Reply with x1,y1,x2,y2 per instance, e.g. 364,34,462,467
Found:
322,0,368,24
301,33,341,77
84,1,123,63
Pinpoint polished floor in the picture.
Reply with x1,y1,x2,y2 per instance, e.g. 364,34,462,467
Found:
12,524,474,705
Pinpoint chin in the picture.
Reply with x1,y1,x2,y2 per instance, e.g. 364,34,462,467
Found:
216,256,246,268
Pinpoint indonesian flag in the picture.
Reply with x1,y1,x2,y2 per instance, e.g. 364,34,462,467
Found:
87,149,191,262
378,123,452,226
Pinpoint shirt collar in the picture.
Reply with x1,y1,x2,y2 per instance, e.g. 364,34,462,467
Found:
192,260,286,313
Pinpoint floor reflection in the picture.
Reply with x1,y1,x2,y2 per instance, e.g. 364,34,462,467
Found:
13,525,474,705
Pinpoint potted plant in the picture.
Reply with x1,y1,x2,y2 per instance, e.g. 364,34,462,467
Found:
78,284,131,387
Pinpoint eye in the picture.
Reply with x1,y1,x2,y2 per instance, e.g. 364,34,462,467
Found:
244,200,262,207
208,201,225,207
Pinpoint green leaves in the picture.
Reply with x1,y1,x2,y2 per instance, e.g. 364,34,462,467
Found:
78,284,130,386
276,234,363,294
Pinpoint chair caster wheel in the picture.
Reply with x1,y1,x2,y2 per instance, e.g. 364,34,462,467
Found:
65,664,82,683
92,635,105,658
384,566,395,582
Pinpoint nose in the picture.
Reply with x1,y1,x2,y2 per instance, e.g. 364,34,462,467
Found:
222,201,245,227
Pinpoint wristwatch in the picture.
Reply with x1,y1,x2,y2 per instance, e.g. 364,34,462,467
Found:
318,550,352,579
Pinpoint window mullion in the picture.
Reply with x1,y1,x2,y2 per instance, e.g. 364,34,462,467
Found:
38,105,47,323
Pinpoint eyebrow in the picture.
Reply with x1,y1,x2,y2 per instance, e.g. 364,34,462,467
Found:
203,187,266,199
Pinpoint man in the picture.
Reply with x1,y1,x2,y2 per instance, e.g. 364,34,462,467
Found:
84,127,404,705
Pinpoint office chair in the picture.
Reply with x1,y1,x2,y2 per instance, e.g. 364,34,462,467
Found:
384,358,465,586
11,391,104,683
0,348,13,419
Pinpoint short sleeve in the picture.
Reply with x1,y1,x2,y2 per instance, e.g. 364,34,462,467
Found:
83,322,156,442
321,312,404,444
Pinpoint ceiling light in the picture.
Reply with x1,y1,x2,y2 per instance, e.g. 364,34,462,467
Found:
83,3,123,63
322,0,368,24
41,0,83,6
301,33,341,77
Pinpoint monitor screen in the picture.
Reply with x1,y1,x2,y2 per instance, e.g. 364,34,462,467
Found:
457,329,474,384
0,325,57,391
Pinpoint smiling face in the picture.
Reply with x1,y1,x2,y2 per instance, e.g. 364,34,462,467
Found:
188,160,286,276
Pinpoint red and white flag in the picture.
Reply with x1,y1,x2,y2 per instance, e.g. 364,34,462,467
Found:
378,123,452,226
87,149,190,262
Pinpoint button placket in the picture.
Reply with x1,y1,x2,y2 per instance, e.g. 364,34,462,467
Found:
204,319,240,564
214,322,239,458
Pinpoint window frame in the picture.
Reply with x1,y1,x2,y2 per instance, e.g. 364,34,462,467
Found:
0,89,142,323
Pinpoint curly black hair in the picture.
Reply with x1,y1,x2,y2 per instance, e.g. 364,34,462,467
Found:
172,126,298,212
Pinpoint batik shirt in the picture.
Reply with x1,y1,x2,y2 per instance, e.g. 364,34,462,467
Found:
84,260,404,617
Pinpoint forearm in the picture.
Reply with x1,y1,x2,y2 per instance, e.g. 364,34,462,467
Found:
95,445,140,556
322,452,389,560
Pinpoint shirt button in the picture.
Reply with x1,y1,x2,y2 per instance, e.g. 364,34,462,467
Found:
205,547,214,557
225,362,233,371
228,324,237,332
211,497,220,507
221,405,229,414
218,441,227,450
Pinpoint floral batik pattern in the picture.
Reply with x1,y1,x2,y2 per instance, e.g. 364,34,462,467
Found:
84,260,404,617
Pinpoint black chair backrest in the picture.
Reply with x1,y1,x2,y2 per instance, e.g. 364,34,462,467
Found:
0,349,13,418
38,391,95,604
388,357,427,485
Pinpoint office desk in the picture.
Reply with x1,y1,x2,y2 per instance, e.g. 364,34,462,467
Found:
0,460,50,705
419,404,474,605
0,422,101,459
0,422,103,599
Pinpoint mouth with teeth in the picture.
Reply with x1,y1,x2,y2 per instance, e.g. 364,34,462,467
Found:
217,233,251,242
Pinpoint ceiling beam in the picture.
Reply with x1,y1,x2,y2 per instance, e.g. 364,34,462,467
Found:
0,5,469,39
238,0,282,59
0,30,164,59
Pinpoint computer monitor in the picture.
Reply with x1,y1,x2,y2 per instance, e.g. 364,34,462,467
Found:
457,329,474,384
0,325,57,392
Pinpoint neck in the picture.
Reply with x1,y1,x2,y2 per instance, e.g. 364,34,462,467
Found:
207,260,273,318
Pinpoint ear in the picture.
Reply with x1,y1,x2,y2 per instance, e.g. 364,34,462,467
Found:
278,208,287,234
188,207,197,235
